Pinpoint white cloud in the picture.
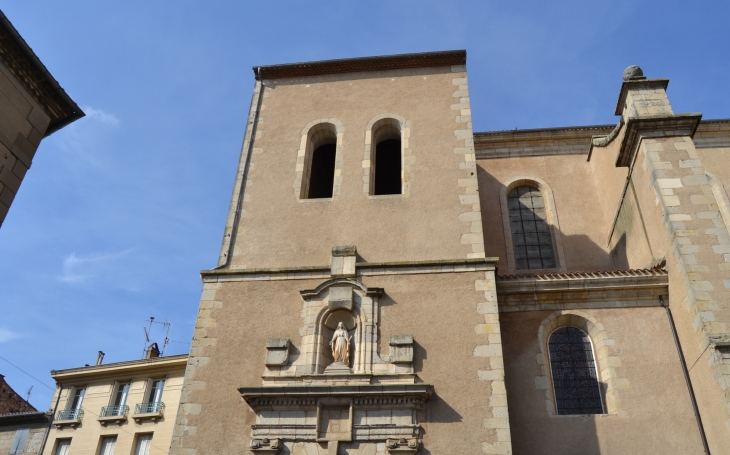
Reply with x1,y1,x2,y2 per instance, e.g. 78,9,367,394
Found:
59,249,134,284
82,106,120,126
0,328,20,343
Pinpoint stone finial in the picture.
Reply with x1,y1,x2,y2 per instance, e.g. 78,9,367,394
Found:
623,66,645,81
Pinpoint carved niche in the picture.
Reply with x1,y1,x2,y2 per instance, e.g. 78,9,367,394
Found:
242,271,431,455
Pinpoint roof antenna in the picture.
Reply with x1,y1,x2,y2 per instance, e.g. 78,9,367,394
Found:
25,386,32,403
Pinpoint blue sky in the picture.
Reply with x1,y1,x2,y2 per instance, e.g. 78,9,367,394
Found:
1,1,728,410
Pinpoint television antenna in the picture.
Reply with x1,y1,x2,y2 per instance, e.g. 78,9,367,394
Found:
142,317,172,357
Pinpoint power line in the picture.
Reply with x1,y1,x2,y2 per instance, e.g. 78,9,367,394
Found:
0,355,55,391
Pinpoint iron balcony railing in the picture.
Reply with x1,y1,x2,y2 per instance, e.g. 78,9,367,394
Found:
99,405,129,418
134,401,165,415
56,409,83,421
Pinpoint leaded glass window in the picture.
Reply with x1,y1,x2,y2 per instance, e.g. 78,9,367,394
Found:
508,186,556,270
548,327,604,415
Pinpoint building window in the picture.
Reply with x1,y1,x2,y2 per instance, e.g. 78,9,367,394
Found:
54,440,71,455
99,436,117,455
308,143,336,198
548,327,604,415
133,434,153,455
507,186,556,270
302,123,337,199
9,428,29,455
370,119,402,195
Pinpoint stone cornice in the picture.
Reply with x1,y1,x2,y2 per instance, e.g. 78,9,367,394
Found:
202,257,498,282
615,113,702,167
253,50,466,81
474,124,614,160
50,354,188,381
239,384,434,411
497,268,668,312
694,119,730,149
0,11,84,135
614,78,669,116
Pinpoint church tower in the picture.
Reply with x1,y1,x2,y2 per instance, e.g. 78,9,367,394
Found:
170,51,510,455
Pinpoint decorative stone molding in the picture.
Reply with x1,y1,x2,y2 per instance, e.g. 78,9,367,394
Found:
250,438,282,455
264,338,289,366
362,114,412,196
496,268,668,312
535,310,629,417
475,124,614,160
499,176,567,274
615,113,702,168
386,438,419,455
294,118,345,200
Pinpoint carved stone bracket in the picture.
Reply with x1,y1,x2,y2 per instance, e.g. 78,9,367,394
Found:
386,438,420,455
264,338,289,366
389,334,414,364
250,438,281,455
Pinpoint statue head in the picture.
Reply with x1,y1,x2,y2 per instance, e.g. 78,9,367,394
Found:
337,322,345,330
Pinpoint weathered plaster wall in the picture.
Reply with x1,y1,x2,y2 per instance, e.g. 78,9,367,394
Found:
501,308,704,455
226,66,479,269
173,271,508,455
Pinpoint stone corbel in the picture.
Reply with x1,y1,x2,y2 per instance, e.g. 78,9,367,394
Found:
265,338,289,366
386,438,420,455
250,438,281,455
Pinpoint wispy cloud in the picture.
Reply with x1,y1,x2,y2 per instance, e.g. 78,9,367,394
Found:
0,328,21,343
59,249,134,284
82,106,120,126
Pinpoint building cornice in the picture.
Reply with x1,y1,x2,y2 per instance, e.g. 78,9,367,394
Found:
497,268,668,312
0,11,84,135
253,50,466,81
50,354,188,382
0,411,51,427
615,113,702,167
694,118,730,149
201,257,498,282
474,124,614,160
239,384,433,411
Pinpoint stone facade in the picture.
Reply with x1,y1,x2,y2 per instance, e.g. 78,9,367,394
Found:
170,50,730,454
0,11,83,228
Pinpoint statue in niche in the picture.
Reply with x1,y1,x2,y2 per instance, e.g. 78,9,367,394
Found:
330,322,352,365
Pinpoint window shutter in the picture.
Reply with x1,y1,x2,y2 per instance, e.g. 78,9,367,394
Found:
9,428,29,455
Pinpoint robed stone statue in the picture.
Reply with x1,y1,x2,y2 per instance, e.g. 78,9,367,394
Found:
330,322,352,364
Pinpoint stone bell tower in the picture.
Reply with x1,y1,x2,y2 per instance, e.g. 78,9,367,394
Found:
171,51,511,455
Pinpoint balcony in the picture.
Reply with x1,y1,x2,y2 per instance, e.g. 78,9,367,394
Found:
98,405,129,426
133,402,165,423
54,409,83,428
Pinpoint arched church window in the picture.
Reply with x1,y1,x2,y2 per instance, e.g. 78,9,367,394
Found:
371,119,402,195
548,327,604,415
302,123,337,199
507,186,556,270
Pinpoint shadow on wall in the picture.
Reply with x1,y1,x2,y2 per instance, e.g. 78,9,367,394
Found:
477,167,619,273
500,313,603,455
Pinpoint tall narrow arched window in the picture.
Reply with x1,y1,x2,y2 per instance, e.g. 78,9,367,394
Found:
507,186,556,270
548,327,604,415
370,119,402,195
302,124,337,199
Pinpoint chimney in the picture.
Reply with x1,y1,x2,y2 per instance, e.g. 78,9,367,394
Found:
96,351,105,365
145,343,160,359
